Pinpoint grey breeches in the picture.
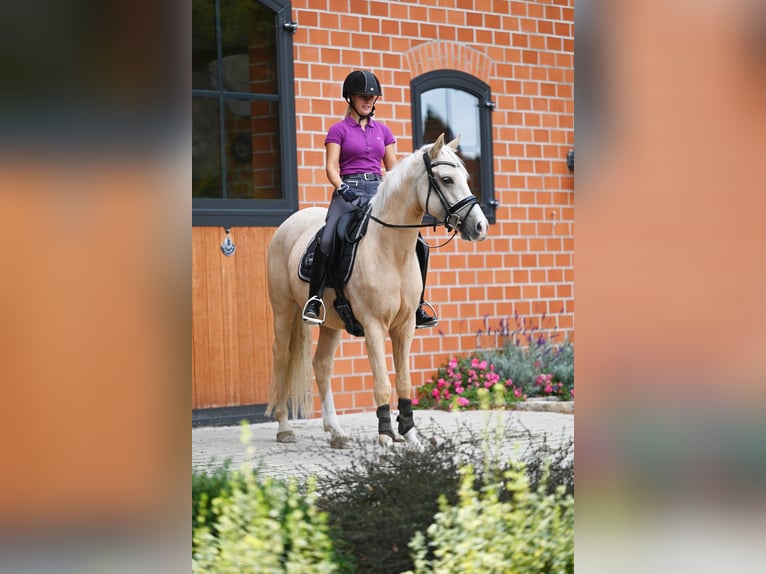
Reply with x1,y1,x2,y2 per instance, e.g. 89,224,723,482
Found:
319,178,379,254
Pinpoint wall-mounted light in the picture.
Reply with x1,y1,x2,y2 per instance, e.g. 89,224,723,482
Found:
566,149,574,172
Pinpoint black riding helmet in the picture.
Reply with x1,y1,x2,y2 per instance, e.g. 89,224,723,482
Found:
342,70,382,99
342,70,381,118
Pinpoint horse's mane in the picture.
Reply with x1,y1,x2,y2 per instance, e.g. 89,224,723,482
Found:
371,142,466,216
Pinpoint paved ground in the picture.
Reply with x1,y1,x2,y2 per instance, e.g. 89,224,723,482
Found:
192,407,574,481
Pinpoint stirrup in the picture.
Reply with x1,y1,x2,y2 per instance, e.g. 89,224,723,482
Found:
416,300,438,329
301,296,326,325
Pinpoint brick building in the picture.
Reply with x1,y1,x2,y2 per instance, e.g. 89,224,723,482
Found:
192,0,574,423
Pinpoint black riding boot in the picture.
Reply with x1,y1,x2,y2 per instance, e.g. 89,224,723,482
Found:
415,235,438,329
302,248,329,325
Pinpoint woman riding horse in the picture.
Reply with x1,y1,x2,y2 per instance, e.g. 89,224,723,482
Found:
301,70,438,329
266,132,489,449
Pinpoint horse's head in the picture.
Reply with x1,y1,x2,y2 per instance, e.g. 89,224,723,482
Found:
420,134,488,242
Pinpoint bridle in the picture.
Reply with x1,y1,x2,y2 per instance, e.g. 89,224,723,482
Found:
365,151,480,236
421,151,480,233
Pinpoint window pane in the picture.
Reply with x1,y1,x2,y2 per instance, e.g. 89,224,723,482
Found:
421,88,482,199
220,1,278,94
192,95,222,198
192,0,217,90
224,97,283,199
192,1,278,95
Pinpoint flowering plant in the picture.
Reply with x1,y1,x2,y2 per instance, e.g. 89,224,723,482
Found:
534,373,574,400
414,356,527,411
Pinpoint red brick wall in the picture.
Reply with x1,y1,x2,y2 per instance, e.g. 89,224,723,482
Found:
291,0,574,414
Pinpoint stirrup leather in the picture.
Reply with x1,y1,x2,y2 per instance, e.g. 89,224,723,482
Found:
301,296,326,325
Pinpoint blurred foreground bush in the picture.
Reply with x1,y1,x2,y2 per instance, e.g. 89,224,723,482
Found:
192,466,339,573
407,463,574,574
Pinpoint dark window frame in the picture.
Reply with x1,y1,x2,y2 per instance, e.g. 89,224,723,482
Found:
410,70,497,223
192,0,298,227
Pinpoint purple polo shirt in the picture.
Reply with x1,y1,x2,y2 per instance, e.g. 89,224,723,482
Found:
325,115,396,176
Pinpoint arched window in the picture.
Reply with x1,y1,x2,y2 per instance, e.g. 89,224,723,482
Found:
411,70,497,223
192,0,298,226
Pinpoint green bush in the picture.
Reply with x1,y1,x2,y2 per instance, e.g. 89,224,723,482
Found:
316,437,462,574
407,463,574,574
316,419,574,573
479,337,574,396
192,468,339,573
193,459,235,539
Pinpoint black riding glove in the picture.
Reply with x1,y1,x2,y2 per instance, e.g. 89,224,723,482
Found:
337,183,359,203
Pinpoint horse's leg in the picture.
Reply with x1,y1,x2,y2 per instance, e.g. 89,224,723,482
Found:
390,326,423,449
361,323,398,448
270,307,297,443
314,326,350,449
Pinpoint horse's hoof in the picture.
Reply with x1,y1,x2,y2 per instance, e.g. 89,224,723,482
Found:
378,434,394,448
276,430,296,443
330,435,351,449
393,433,405,443
403,429,424,451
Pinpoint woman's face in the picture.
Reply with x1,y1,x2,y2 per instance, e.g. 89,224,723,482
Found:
351,93,376,115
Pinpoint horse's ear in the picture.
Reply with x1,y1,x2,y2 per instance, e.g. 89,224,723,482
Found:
428,133,445,159
447,135,460,150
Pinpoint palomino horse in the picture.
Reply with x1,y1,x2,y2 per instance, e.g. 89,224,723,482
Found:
266,134,489,449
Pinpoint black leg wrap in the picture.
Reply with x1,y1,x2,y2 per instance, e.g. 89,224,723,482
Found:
376,405,395,440
397,398,415,436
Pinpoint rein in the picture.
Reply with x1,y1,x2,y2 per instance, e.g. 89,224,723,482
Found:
360,150,480,248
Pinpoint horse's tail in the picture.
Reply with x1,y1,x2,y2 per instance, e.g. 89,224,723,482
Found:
265,308,313,420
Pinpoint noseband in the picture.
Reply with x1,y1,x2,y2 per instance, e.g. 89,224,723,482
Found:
422,151,479,232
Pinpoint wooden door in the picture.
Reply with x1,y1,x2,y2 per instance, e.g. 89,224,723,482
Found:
192,226,276,409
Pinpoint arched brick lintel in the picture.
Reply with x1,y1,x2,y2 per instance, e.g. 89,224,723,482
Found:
404,41,494,83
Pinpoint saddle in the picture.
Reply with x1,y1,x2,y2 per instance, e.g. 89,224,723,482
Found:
298,205,371,336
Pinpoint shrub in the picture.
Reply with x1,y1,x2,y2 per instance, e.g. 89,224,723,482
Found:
316,436,463,574
316,419,574,573
192,468,339,573
415,357,527,410
407,463,574,574
479,337,574,397
418,326,574,409
192,459,235,539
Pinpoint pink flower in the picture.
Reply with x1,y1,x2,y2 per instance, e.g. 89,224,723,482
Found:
457,397,470,407
535,373,552,387
431,388,440,399
471,357,479,368
437,378,446,388
449,358,458,370
513,388,522,398
570,389,574,398
478,360,487,370
412,397,419,405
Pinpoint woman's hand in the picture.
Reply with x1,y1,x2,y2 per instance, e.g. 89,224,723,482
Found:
337,183,359,203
